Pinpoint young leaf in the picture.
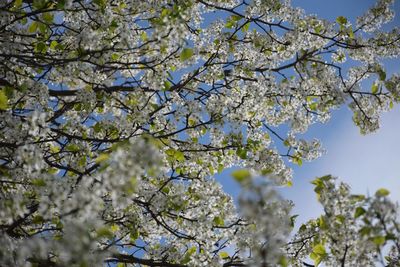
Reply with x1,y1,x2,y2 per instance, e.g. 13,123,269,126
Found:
242,22,250,32
236,148,247,159
354,207,366,218
311,243,327,266
219,252,230,259
375,188,390,197
336,16,348,25
0,90,8,110
50,40,58,50
213,216,224,226
231,169,251,183
28,21,38,33
372,236,386,246
180,48,193,61
371,82,379,94
378,69,386,81
95,153,110,163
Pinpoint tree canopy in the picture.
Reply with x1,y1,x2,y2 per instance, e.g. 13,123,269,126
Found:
0,0,400,266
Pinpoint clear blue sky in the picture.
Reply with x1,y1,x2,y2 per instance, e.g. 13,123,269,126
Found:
217,0,400,225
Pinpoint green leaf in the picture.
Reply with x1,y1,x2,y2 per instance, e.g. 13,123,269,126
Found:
359,226,371,236
93,0,106,9
34,42,47,54
161,186,170,194
231,15,241,22
375,188,390,197
175,151,185,162
96,227,113,238
225,20,235,29
309,102,318,111
217,163,224,174
350,194,365,203
66,144,80,152
313,244,326,255
42,12,54,23
336,214,345,224
187,246,197,255
354,207,366,218
272,2,282,11
290,215,299,227
219,251,230,259
318,216,328,230
378,69,386,81
283,139,290,147
28,21,38,33
140,31,147,41
0,90,8,110
180,48,193,61
95,153,110,163
278,256,288,267
386,233,396,240
292,156,302,166
347,26,355,39
371,82,379,94
32,178,46,187
213,216,224,226
165,148,185,162
180,255,191,264
38,22,47,34
372,236,386,246
181,246,197,264
231,169,251,183
314,24,324,34
14,0,23,8
3,84,13,99
33,0,48,9
50,40,58,50
110,224,120,233
160,7,170,18
163,80,172,91
385,80,395,90
130,229,140,241
110,20,118,31
242,22,250,32
261,168,272,176
236,147,247,159
311,243,327,266
336,16,348,25
299,224,307,232
111,53,120,61
56,0,66,9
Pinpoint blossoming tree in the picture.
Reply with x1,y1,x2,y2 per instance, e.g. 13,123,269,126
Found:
1,0,400,266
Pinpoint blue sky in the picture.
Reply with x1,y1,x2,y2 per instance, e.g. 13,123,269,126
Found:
217,0,400,225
